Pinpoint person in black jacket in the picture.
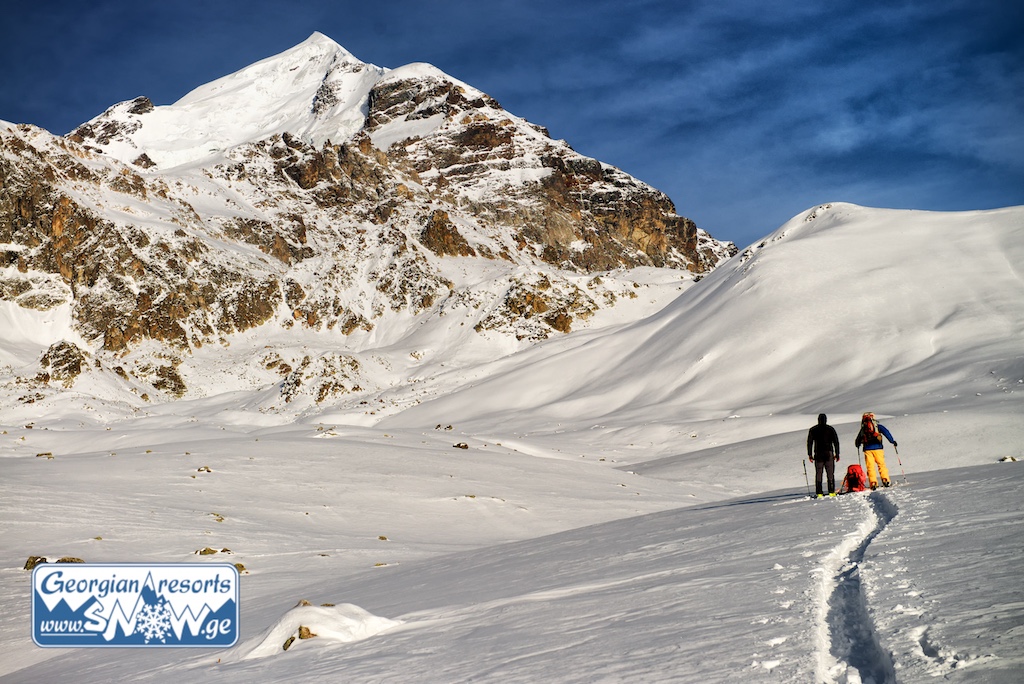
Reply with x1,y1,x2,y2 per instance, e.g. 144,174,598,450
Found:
807,413,841,497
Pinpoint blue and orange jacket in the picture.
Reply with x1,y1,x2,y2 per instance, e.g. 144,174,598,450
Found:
855,424,895,451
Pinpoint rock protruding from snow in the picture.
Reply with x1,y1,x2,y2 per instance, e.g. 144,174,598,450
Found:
223,600,401,661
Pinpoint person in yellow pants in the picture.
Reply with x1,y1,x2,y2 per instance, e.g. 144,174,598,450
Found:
854,412,897,489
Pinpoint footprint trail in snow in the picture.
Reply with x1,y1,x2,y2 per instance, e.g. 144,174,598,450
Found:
814,492,898,684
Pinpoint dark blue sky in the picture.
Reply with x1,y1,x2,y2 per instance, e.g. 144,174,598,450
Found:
3,0,1022,247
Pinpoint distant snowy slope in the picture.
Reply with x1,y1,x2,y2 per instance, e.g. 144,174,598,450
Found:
386,203,1024,428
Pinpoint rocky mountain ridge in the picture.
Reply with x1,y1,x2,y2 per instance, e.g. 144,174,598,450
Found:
0,33,734,408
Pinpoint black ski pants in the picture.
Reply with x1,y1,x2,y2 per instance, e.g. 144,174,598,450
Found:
814,457,836,495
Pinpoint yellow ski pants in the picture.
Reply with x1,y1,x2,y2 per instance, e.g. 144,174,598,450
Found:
864,449,890,486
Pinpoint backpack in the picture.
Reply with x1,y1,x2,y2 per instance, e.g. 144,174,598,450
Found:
861,412,880,442
841,464,867,493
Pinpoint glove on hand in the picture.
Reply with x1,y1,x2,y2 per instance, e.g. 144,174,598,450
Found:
893,442,898,447
834,455,840,462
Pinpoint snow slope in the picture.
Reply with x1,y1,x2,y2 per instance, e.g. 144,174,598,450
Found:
384,203,1024,430
1,203,1022,682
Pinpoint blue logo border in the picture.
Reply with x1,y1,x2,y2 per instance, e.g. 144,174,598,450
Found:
31,562,240,648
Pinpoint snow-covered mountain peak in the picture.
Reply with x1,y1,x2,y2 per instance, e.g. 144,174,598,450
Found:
174,31,365,108
70,33,386,168
3,31,733,406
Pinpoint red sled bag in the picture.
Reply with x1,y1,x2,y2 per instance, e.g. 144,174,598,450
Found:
841,464,867,493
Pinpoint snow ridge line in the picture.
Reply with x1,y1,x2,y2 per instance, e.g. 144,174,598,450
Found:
812,493,898,684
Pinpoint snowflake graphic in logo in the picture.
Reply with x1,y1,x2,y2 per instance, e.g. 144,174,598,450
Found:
135,597,173,644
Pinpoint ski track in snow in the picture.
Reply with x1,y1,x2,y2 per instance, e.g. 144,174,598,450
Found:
814,492,898,684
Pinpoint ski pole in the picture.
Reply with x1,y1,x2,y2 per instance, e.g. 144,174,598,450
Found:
894,444,908,484
802,458,811,498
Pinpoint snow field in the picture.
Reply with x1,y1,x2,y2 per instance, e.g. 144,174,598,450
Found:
6,410,1019,684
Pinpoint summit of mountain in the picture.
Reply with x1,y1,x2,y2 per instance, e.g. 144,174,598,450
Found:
68,33,382,169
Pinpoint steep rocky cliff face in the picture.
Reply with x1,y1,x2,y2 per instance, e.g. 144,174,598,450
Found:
0,33,734,405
